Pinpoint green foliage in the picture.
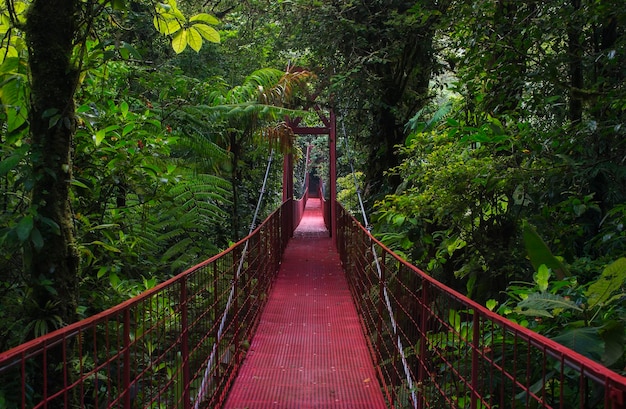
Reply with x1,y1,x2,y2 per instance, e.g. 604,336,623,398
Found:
153,0,220,54
496,256,626,370
69,60,238,310
276,0,448,197
373,110,526,299
586,258,626,310
517,292,582,319
336,171,363,216
523,222,571,279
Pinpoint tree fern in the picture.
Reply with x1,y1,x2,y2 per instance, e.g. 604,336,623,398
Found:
155,173,232,272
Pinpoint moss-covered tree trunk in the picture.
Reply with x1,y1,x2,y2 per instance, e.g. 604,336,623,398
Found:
25,0,80,332
366,26,436,197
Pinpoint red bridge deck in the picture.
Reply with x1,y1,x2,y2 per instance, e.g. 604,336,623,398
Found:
223,200,387,408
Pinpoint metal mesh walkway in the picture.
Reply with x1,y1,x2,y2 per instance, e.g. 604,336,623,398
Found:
223,199,387,408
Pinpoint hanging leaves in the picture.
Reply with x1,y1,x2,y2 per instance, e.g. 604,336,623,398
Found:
153,0,220,54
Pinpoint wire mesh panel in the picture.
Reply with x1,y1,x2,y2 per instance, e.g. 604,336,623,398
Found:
0,202,291,409
293,189,308,230
336,203,626,409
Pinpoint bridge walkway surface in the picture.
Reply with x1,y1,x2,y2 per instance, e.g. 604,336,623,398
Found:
223,199,387,408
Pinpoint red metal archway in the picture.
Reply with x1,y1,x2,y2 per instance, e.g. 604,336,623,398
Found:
284,108,337,239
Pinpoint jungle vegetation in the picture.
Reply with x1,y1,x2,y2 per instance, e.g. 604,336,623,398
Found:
0,0,624,375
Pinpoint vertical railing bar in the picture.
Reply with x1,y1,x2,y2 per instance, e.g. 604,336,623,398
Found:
580,366,587,409
526,338,531,407
62,335,68,408
417,280,429,409
180,276,190,409
77,331,83,408
21,353,26,409
123,308,131,409
377,248,385,369
42,343,47,407
499,326,505,408
539,346,548,406
471,312,480,409
93,324,99,409
233,246,240,368
559,355,566,407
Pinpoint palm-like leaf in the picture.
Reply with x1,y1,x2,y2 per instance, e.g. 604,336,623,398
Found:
206,68,314,152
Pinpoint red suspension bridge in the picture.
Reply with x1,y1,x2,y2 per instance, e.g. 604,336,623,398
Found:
2,107,626,408
1,195,626,408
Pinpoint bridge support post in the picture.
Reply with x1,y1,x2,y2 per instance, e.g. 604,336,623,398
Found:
329,110,337,241
282,148,294,235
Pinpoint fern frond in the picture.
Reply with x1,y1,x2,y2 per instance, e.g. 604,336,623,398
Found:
516,293,583,318
161,237,194,261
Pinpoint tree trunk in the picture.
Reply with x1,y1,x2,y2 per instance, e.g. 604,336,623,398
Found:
568,0,584,124
366,25,436,198
25,0,80,331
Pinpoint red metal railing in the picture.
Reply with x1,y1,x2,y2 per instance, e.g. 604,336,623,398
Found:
0,201,293,409
320,186,331,233
293,188,308,230
336,203,626,409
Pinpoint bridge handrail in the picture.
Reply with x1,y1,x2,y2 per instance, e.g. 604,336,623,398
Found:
319,185,331,233
336,202,626,408
293,187,308,230
0,200,293,409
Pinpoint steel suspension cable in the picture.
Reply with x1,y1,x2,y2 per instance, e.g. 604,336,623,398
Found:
340,115,418,408
193,149,275,409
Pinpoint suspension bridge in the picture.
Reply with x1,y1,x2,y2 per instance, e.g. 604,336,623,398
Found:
2,193,626,408
2,111,626,408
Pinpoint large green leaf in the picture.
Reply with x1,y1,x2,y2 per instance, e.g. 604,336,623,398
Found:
156,0,185,20
189,13,219,25
551,327,604,361
600,320,625,366
534,264,551,292
0,46,18,64
111,0,126,10
585,258,626,309
172,30,188,54
153,15,182,35
16,216,33,242
522,221,570,279
192,23,220,43
187,27,202,52
0,154,22,176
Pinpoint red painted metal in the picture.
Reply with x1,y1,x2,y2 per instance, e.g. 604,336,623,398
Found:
0,201,292,409
223,199,387,408
336,202,626,409
287,107,336,239
328,110,337,241
320,187,331,234
293,189,308,230
282,151,294,236
6,194,626,409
